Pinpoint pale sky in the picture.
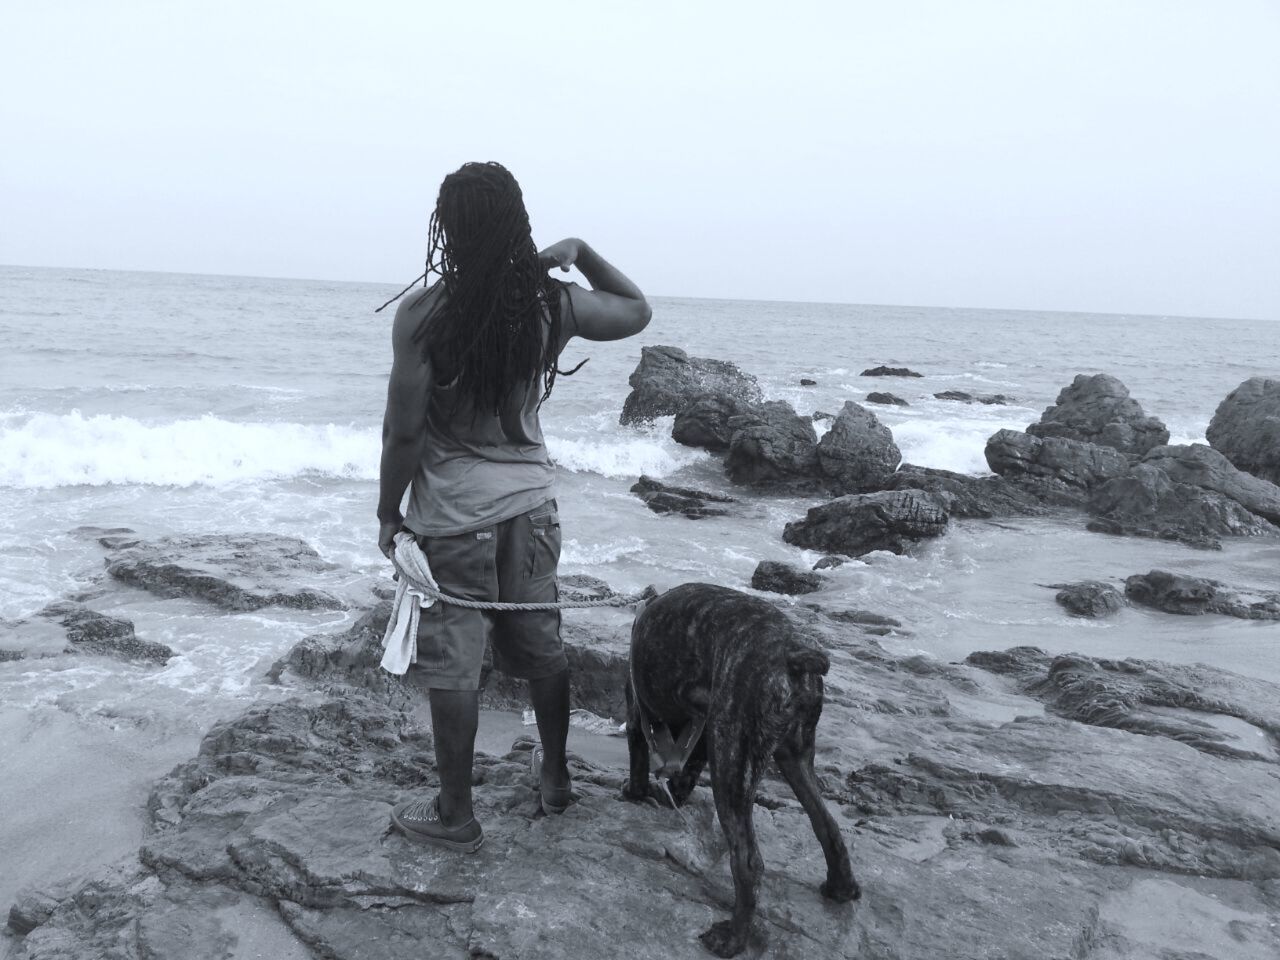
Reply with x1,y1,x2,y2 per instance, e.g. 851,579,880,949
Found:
2,1,1277,319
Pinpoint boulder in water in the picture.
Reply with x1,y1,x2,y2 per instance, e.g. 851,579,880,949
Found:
1050,582,1125,618
1026,373,1169,456
861,365,922,378
750,560,828,595
1141,444,1280,525
800,378,817,386
724,401,821,487
934,391,1012,405
782,490,948,557
886,464,1049,518
815,401,901,494
670,393,758,451
629,476,734,519
619,345,762,425
1206,377,1280,486
985,430,1131,491
865,392,908,406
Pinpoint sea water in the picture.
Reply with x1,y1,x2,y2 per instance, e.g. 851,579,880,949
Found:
1,264,1277,911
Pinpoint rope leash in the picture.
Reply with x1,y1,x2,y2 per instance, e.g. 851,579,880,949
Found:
390,552,655,612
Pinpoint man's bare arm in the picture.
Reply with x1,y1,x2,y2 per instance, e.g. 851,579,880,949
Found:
539,238,652,342
377,293,434,552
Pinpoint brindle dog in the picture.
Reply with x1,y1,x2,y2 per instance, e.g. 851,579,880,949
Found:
622,582,859,957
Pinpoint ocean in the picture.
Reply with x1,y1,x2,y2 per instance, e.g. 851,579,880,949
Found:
1,265,1278,907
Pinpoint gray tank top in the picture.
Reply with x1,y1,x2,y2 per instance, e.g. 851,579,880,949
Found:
402,306,558,538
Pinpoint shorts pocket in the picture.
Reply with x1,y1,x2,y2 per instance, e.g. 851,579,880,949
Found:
526,508,561,581
420,529,492,594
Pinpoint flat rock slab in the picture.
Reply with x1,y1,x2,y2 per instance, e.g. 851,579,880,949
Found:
631,475,735,519
861,366,922,378
1124,569,1280,620
0,602,173,664
104,534,346,612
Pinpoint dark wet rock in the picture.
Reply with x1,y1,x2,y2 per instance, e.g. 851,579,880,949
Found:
783,490,948,557
865,392,908,406
1124,570,1280,620
1142,443,1280,525
104,534,346,612
812,555,849,571
39,601,174,664
558,573,620,602
369,582,396,601
619,345,762,425
1207,376,1280,486
811,410,835,421
1050,581,1125,618
934,391,1013,405
886,464,1050,518
630,476,734,519
799,378,817,386
1026,373,1169,456
861,365,922,378
670,393,759,451
968,646,1280,763
0,649,24,662
986,429,1132,491
724,400,821,487
1087,463,1278,549
814,401,901,494
750,560,828,595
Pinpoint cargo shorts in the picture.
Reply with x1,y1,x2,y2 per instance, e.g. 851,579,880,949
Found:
412,499,566,691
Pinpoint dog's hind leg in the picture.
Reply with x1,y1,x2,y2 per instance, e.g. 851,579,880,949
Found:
621,678,652,802
668,731,706,806
700,721,767,958
773,685,859,903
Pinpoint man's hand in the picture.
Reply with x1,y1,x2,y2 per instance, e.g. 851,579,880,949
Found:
538,238,581,273
379,521,401,560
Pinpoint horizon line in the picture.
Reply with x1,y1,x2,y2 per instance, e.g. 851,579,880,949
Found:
1,261,1272,326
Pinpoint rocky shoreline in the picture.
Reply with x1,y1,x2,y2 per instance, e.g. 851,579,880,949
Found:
5,358,1279,959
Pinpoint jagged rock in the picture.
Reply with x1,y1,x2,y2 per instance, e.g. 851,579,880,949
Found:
933,391,1012,405
886,464,1049,518
815,401,901,494
968,646,1280,763
1050,581,1125,618
558,574,619,602
1026,373,1169,456
724,401,820,487
799,378,817,386
1142,443,1280,525
1207,376,1280,486
39,602,174,663
861,365,922,378
812,410,835,421
104,534,345,612
1087,463,1278,549
782,491,948,557
986,429,1131,491
1124,570,1280,620
630,476,734,519
671,393,759,451
619,345,762,425
865,392,908,406
750,560,828,595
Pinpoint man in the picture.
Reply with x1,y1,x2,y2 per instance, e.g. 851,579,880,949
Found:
377,161,651,851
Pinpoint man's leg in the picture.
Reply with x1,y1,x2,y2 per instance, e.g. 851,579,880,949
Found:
528,668,571,792
428,687,480,826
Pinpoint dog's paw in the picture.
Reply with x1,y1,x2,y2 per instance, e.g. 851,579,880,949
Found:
620,779,652,804
820,876,861,903
699,920,748,958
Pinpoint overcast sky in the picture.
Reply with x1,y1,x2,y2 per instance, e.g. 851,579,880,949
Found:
2,1,1277,319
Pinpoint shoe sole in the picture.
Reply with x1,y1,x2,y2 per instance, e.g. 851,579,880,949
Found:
391,807,485,853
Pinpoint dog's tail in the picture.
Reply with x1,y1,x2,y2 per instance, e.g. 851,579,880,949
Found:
786,644,830,677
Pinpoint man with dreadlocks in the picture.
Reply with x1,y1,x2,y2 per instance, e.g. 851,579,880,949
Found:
377,161,651,852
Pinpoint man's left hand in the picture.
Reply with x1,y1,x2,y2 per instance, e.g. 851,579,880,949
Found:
379,521,401,559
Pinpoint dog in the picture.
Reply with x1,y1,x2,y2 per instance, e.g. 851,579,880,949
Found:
622,582,859,957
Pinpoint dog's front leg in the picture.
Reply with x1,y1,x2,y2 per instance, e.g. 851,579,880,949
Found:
700,723,765,958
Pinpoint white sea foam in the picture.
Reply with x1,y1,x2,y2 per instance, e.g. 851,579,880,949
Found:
0,410,706,488
545,418,708,479
0,411,380,488
891,418,1013,475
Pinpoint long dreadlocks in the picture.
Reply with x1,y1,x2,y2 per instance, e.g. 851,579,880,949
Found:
376,162,576,416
